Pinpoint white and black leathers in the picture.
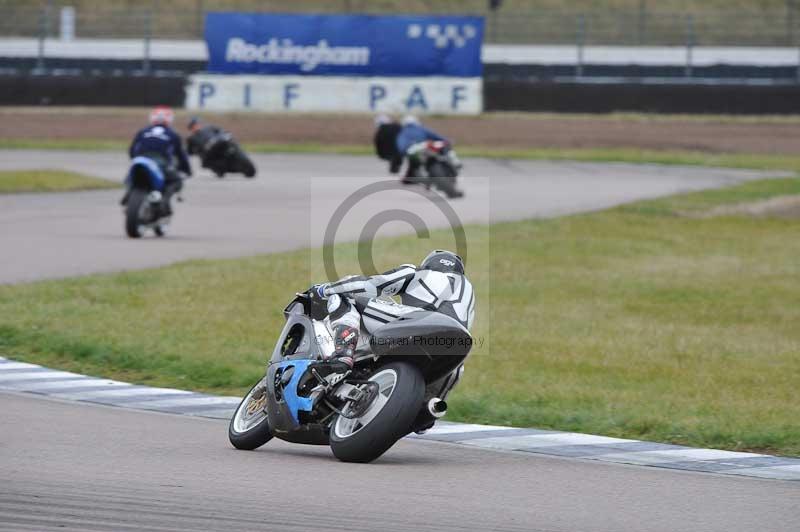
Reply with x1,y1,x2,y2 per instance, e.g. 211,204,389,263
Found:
322,263,475,335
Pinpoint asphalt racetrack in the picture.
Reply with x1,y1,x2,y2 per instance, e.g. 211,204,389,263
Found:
1,151,797,531
0,150,779,283
1,391,798,532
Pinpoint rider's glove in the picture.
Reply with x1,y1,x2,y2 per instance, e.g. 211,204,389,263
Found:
312,283,329,299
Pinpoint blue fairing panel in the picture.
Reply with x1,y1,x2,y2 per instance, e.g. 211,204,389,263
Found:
279,359,316,423
127,156,165,190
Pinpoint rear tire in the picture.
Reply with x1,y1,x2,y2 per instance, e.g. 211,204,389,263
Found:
125,188,147,238
329,361,424,463
428,162,462,199
229,377,273,450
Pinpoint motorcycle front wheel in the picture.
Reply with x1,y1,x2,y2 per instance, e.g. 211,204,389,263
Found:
229,377,273,450
234,150,256,178
329,361,424,463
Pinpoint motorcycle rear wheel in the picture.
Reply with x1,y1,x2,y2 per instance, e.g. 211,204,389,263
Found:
229,377,273,450
329,361,424,463
125,188,148,238
427,162,462,199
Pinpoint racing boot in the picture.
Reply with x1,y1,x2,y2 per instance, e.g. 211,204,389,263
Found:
331,323,359,367
309,323,358,388
320,294,361,373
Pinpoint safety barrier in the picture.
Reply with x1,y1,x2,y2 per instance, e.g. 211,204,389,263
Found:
0,74,185,106
4,74,800,115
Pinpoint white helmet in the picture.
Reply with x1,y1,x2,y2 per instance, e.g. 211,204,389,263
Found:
401,115,420,127
373,114,391,128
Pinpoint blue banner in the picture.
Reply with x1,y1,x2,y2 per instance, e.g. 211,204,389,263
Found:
205,13,484,77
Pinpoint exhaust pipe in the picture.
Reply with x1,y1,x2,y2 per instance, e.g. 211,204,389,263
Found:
427,397,448,418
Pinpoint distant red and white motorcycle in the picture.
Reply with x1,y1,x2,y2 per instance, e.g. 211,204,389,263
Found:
405,140,464,198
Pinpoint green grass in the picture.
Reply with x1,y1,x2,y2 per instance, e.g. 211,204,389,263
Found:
0,139,129,151
0,170,118,194
1,176,799,456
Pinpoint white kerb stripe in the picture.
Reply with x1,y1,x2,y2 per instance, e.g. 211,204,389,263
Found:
187,408,238,418
424,423,518,435
0,362,44,371
594,448,764,465
124,396,241,409
52,387,194,400
0,370,82,382
6,379,132,391
725,465,800,480
463,432,634,450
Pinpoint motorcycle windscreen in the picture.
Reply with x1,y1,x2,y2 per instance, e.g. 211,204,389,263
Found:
370,311,473,359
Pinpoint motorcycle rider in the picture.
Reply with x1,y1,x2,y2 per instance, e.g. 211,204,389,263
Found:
125,106,191,214
395,115,458,182
312,250,475,373
372,114,404,175
186,117,231,175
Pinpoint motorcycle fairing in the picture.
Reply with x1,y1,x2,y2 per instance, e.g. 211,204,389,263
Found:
274,359,315,424
270,313,324,363
370,310,471,381
126,156,165,191
264,311,329,436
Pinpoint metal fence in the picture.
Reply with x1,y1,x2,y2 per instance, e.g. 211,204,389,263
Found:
488,10,800,47
2,3,800,46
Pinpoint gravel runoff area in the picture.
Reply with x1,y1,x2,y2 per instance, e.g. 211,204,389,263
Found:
3,107,800,154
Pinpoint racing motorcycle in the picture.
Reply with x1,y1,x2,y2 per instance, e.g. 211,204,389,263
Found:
199,133,256,179
122,156,182,238
407,140,464,199
229,289,471,463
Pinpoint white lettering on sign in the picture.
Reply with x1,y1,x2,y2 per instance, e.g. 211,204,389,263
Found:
225,38,371,72
186,75,483,115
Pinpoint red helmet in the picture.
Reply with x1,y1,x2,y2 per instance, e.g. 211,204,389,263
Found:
149,106,174,126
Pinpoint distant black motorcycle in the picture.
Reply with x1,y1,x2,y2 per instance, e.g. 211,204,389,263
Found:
187,124,256,179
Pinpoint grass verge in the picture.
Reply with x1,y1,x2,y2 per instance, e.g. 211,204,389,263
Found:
1,177,799,456
4,138,800,173
0,169,118,194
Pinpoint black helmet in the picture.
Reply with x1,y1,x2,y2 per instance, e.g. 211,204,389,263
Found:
420,250,464,274
187,116,201,130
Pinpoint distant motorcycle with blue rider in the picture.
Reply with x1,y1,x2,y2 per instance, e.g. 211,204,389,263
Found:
373,115,464,198
121,106,191,238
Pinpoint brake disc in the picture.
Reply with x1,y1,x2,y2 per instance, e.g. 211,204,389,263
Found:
345,381,380,418
245,389,267,416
